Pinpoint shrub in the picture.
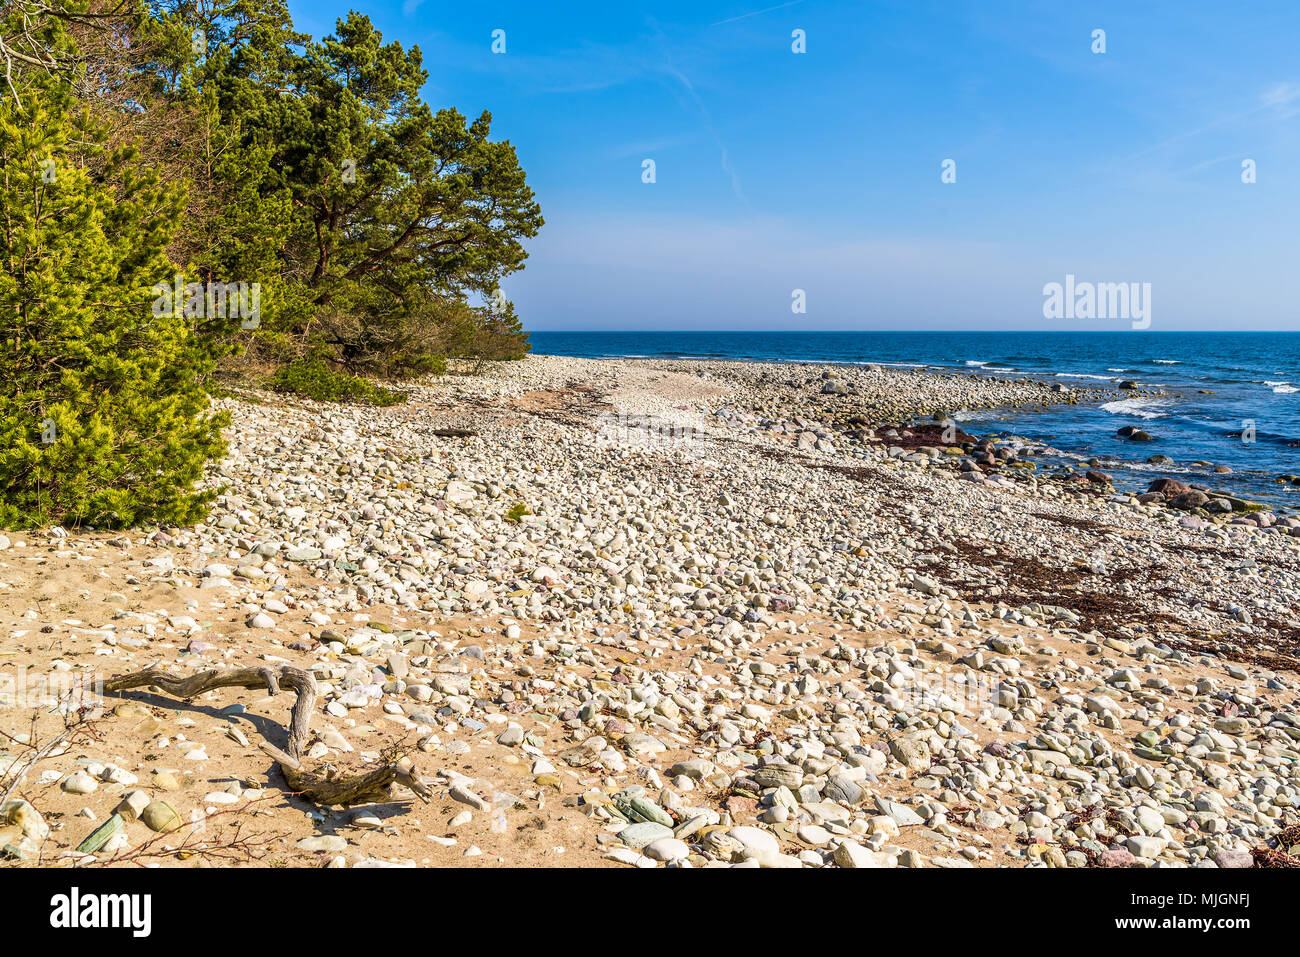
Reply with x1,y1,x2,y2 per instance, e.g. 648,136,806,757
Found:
268,357,404,406
0,69,227,529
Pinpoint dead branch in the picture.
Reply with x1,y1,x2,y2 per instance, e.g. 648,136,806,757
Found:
103,663,431,806
0,0,136,108
0,706,100,810
84,796,283,867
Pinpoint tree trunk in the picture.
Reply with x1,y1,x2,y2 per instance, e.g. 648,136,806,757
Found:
103,664,431,806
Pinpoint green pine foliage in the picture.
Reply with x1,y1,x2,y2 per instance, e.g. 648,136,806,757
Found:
164,5,544,376
0,1,545,527
156,0,312,354
269,356,404,406
0,67,227,529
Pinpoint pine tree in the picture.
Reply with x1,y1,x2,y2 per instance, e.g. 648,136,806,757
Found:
270,13,543,374
0,66,228,529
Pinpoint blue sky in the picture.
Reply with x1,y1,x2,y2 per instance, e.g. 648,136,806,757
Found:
289,1,1300,330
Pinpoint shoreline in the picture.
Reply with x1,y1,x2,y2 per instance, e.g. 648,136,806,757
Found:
530,352,1299,511
3,353,1298,869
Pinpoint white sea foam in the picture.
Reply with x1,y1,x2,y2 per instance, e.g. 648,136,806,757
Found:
1100,398,1169,420
1152,359,1181,365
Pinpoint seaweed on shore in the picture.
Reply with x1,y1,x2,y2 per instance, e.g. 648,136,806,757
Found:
1031,512,1115,533
1252,847,1300,868
939,538,1300,673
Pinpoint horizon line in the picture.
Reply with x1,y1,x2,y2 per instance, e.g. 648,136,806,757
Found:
525,328,1300,334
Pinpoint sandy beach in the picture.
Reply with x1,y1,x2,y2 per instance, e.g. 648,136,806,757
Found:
3,355,1298,868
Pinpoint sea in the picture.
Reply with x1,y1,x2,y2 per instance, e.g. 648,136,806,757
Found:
528,330,1300,509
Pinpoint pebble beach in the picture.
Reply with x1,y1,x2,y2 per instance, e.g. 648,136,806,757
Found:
3,354,1299,869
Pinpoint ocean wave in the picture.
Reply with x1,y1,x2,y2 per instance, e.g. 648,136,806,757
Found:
1269,381,1299,394
1053,372,1116,381
1105,460,1196,474
1100,398,1170,420
1152,359,1181,365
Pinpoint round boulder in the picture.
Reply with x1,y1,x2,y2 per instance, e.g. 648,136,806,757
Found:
1169,490,1209,510
1147,478,1189,498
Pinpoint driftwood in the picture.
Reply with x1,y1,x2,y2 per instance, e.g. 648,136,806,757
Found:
431,427,477,438
103,664,431,806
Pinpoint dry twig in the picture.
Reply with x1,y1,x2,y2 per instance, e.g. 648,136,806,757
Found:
103,663,432,806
